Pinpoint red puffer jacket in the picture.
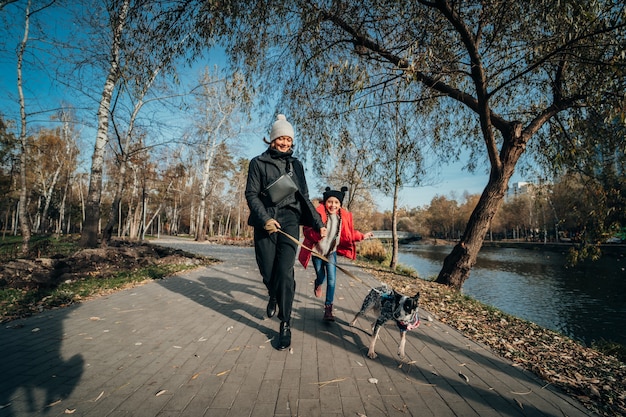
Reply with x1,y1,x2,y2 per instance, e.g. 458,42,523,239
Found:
298,204,365,269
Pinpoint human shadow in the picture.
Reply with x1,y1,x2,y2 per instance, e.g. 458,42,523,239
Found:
0,308,84,416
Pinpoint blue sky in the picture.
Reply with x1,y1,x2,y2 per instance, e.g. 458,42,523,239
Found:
0,3,523,211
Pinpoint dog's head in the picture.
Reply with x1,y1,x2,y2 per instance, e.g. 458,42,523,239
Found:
394,292,420,331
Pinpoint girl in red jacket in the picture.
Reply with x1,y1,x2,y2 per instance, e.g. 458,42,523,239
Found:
298,187,373,321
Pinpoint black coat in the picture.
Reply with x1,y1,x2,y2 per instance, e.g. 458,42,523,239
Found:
245,149,324,232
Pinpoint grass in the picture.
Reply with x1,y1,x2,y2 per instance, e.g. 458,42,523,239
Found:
0,234,203,322
0,263,198,322
0,234,79,261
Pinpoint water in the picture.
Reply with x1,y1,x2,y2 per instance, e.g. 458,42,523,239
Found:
398,244,626,347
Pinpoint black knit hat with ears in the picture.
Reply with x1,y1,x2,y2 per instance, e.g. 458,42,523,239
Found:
322,186,348,205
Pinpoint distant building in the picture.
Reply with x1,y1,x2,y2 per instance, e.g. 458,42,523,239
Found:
506,181,532,201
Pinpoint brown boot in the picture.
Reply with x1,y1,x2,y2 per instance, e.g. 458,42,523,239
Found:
323,304,335,321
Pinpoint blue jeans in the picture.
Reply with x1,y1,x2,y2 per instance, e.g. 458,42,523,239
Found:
312,251,337,306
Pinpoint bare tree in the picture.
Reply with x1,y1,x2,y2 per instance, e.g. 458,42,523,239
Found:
190,69,248,241
79,0,130,248
14,0,57,253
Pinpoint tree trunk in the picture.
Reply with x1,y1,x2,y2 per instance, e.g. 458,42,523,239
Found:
80,0,129,248
436,130,525,289
16,1,31,255
102,157,127,243
389,178,399,270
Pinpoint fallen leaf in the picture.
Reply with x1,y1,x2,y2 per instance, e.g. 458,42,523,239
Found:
459,373,469,382
64,409,76,414
216,370,230,376
368,378,378,384
510,389,532,395
93,391,104,402
155,390,167,397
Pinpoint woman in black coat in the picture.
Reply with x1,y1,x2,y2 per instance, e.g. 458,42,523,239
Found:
245,114,326,351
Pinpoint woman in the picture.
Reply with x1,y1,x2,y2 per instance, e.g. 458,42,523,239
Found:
299,187,373,321
245,114,326,351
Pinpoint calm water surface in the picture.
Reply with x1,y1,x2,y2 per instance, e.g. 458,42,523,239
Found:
398,244,626,346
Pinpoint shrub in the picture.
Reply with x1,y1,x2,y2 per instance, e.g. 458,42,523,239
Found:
358,238,387,263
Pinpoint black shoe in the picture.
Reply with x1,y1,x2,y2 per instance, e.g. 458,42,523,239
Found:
278,321,291,350
266,297,277,318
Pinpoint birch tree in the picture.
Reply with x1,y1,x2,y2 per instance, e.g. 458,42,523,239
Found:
79,0,130,248
190,69,248,241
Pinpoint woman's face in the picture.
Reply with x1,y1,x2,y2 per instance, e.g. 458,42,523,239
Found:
325,197,341,214
271,136,293,153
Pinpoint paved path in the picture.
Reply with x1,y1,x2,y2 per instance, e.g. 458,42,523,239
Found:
0,238,595,417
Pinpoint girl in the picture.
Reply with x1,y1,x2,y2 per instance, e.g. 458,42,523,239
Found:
298,187,373,321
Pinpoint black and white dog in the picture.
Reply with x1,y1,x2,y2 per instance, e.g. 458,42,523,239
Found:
350,286,420,359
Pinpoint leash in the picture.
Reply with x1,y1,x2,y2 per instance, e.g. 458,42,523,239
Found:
275,228,367,286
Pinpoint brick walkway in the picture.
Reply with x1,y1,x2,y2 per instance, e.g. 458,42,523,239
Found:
0,238,595,416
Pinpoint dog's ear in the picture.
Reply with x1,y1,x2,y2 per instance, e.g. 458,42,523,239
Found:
413,292,420,300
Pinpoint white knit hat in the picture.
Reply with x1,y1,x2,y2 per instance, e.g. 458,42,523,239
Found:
269,114,294,142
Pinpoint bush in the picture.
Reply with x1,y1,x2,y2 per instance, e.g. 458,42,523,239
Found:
358,239,387,263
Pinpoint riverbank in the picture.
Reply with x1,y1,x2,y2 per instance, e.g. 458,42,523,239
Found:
482,240,626,255
356,260,626,417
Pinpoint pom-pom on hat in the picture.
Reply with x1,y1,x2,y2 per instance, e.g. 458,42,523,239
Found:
323,186,348,205
269,114,295,142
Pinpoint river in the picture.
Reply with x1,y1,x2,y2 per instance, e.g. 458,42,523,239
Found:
398,244,626,347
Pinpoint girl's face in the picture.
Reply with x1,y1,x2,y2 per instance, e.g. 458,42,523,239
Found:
325,197,341,214
271,136,293,153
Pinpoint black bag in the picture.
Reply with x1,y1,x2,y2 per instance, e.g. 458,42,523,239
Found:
263,171,298,205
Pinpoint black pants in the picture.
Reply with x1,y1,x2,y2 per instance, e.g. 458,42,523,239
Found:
254,209,299,322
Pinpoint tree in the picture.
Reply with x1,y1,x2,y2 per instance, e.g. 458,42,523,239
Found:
15,0,34,253
189,68,249,241
534,102,626,250
210,0,626,289
0,115,18,237
79,0,131,248
78,0,219,247
372,99,425,269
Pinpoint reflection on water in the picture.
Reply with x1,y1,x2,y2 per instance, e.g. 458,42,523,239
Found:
398,244,626,346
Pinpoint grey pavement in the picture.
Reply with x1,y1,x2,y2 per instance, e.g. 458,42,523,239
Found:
0,237,595,417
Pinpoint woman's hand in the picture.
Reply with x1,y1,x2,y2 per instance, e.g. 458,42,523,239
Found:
320,227,328,238
264,219,281,234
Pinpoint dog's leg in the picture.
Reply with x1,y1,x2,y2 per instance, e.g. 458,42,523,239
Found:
397,331,407,359
367,326,381,359
351,290,378,327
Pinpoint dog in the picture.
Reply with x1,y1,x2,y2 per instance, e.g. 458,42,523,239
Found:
350,286,420,359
